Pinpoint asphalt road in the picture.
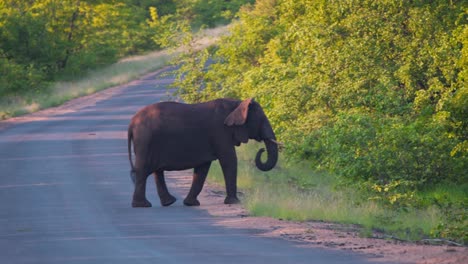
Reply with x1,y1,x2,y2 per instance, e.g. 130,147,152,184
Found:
0,69,388,264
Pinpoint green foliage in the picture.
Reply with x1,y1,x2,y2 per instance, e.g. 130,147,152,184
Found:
0,0,251,97
364,179,417,209
431,200,468,244
0,48,171,120
0,54,42,95
174,0,255,28
0,0,174,96
173,0,468,185
172,0,468,241
302,112,465,186
192,0,255,28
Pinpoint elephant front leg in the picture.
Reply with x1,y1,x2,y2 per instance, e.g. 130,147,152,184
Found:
184,161,211,206
154,170,177,206
132,169,152,208
218,149,241,205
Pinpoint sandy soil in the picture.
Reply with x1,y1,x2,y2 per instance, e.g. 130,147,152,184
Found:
168,171,467,264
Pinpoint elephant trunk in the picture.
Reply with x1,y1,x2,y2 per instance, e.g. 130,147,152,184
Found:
255,119,278,171
255,139,278,171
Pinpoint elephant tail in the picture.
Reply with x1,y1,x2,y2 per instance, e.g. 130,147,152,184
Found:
127,127,136,184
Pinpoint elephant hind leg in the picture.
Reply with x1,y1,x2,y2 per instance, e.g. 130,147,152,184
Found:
131,167,152,208
154,170,177,207
184,161,211,206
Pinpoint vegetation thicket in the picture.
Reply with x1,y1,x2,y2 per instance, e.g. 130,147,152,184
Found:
0,0,158,95
0,0,248,117
171,0,467,243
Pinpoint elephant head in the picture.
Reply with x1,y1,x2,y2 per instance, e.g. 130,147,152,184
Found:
224,98,278,171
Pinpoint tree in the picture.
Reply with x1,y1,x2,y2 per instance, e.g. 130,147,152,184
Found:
173,0,468,187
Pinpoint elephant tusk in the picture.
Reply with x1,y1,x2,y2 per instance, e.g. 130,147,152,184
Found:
269,139,284,146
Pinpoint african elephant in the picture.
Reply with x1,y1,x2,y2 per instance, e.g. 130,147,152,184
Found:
127,98,278,208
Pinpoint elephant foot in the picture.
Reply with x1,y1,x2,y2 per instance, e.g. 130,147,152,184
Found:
132,199,152,208
160,195,177,207
183,197,200,206
224,196,240,205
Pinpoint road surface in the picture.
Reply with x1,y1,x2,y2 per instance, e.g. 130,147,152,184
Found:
0,68,390,263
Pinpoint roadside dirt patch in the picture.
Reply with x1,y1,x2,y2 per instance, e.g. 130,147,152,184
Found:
167,170,467,264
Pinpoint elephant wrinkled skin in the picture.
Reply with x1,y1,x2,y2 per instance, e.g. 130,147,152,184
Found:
127,98,278,208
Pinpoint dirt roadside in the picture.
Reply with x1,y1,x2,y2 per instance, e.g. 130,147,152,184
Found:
168,171,467,264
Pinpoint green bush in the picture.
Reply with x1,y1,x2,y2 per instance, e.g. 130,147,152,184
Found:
0,0,171,95
171,0,467,240
173,0,468,188
300,112,467,186
0,0,253,96
192,0,255,28
0,55,43,95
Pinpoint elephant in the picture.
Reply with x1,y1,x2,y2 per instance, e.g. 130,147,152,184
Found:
127,98,278,208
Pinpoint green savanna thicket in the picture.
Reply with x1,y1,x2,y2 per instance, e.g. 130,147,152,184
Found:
0,0,252,97
173,0,467,241
0,0,161,95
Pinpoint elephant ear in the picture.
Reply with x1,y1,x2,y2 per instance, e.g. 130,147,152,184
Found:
224,98,252,126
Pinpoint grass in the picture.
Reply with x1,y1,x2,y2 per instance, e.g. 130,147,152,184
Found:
0,50,172,119
206,142,464,242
